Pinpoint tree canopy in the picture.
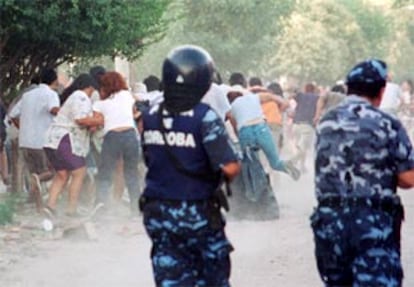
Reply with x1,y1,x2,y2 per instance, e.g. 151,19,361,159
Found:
271,0,370,84
0,0,170,99
136,0,413,87
135,0,296,79
1,0,413,94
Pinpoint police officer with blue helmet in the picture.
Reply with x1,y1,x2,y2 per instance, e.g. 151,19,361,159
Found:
311,59,414,287
139,45,241,287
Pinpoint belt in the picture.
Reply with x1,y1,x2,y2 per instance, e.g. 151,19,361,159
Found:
243,118,265,127
139,195,223,212
318,196,403,215
294,121,312,125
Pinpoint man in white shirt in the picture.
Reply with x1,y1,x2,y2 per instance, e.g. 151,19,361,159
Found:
202,83,231,122
9,68,60,210
227,78,299,180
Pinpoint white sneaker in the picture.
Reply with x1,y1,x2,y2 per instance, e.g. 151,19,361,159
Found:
90,202,105,218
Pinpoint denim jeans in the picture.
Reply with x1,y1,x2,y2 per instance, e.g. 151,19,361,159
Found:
96,129,140,206
238,123,285,172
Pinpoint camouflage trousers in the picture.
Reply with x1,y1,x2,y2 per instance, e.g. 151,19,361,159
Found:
142,199,233,287
310,205,403,287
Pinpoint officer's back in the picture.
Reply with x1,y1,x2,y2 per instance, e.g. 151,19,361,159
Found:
139,45,240,287
312,59,414,287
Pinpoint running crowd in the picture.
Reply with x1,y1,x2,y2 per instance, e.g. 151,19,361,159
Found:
1,44,414,286
2,60,307,217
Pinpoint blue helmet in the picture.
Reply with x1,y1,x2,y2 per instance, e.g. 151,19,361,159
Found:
162,45,214,113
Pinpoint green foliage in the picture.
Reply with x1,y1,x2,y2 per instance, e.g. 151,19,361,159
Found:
393,0,414,7
339,0,391,58
135,0,296,80
136,0,403,86
270,14,344,84
1,0,410,92
68,56,115,78
385,6,414,81
0,0,171,98
271,0,369,84
407,22,414,44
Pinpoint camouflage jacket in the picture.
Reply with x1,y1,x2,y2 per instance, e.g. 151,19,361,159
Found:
315,95,414,199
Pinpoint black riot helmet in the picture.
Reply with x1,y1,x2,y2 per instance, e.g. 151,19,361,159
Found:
162,45,214,113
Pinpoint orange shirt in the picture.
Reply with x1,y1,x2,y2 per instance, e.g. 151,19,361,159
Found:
261,101,282,126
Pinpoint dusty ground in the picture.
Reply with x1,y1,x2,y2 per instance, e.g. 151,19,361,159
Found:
1,169,414,287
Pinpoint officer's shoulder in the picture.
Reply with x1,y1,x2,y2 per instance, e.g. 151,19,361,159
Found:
376,107,405,130
199,104,220,122
319,104,342,122
376,107,398,121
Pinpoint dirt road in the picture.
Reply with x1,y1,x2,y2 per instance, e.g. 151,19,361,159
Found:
1,170,414,287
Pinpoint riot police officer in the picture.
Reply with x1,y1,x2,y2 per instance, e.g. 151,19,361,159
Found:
311,59,414,286
139,45,241,287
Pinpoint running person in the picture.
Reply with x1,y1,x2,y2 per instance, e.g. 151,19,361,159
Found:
139,45,240,287
311,59,414,286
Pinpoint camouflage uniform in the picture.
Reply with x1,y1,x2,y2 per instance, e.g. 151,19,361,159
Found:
312,94,414,287
143,200,233,287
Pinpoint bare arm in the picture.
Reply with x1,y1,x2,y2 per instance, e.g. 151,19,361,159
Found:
249,86,268,93
275,95,289,111
75,111,104,127
11,118,19,129
398,169,414,189
258,92,289,110
314,96,327,125
224,111,232,122
221,161,241,181
137,117,144,134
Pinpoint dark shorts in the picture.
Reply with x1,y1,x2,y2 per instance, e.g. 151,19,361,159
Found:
21,148,51,174
44,134,85,171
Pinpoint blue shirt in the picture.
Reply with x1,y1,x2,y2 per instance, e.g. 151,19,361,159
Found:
315,95,414,199
142,103,239,200
293,92,318,125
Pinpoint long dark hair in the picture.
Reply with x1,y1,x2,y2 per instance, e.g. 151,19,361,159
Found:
60,73,98,104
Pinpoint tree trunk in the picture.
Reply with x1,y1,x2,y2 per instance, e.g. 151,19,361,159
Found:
10,139,24,193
